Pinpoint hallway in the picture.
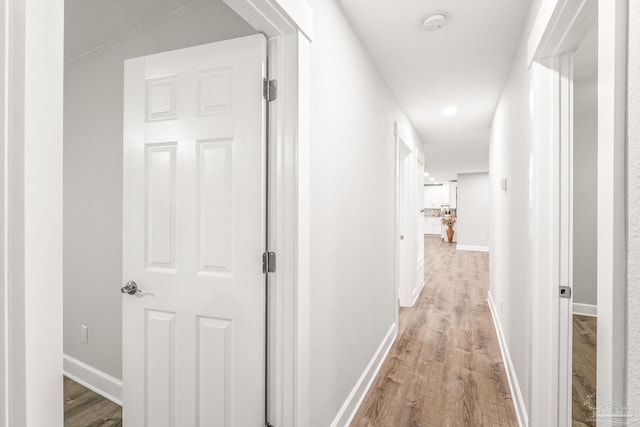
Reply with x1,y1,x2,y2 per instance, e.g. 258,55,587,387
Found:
352,237,518,426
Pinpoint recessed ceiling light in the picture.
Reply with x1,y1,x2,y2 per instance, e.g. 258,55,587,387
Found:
422,12,447,32
424,172,430,176
429,177,435,182
442,106,457,116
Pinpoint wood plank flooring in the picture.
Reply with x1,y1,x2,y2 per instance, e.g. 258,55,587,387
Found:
61,239,597,427
64,377,122,427
351,236,518,427
572,315,597,427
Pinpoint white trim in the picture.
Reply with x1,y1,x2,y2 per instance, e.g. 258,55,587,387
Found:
487,292,528,427
527,0,596,67
455,245,489,252
528,1,627,424
573,303,597,317
530,56,562,427
239,12,309,427
294,32,311,427
211,3,312,427
0,2,8,423
396,134,414,308
557,53,574,427
393,124,400,325
63,355,122,406
329,323,397,427
1,0,311,426
410,274,425,307
224,0,313,41
271,0,313,40
596,0,627,408
2,0,65,425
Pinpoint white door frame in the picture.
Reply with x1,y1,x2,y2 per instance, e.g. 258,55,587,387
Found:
395,127,414,310
528,0,627,424
415,154,425,303
0,1,313,426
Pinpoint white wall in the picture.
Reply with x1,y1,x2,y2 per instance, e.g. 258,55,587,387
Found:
64,1,256,380
627,0,640,414
456,172,489,249
307,0,424,424
573,76,598,307
488,0,543,416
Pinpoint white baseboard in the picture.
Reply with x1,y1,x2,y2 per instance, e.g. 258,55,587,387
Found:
487,292,528,427
573,303,597,317
456,244,489,252
410,279,425,307
329,323,398,427
63,354,122,406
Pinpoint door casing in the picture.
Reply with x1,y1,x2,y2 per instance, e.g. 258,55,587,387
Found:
528,0,627,424
415,155,425,303
396,138,412,308
0,1,313,427
395,121,423,311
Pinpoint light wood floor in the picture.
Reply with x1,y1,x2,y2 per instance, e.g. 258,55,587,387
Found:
64,377,122,427
61,241,598,427
351,236,518,427
572,314,597,427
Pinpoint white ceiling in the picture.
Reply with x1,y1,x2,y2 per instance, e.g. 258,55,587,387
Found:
66,0,531,182
337,0,530,181
64,0,197,62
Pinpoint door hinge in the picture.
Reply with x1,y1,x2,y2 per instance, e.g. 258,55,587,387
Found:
263,252,276,273
560,286,572,299
263,78,277,102
264,423,275,427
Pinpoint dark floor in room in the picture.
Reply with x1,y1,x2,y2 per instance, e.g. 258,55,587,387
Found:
572,314,597,427
64,376,122,427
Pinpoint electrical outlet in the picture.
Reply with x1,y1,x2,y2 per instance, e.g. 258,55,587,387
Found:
81,325,88,344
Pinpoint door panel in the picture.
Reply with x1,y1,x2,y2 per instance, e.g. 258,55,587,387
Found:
398,150,407,305
398,141,415,307
416,158,424,293
122,34,266,427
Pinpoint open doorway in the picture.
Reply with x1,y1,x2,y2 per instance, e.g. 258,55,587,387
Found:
2,0,310,425
63,2,265,425
571,20,598,426
528,0,627,424
395,125,427,315
396,138,413,309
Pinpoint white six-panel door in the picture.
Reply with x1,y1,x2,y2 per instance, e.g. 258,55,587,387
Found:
122,34,266,427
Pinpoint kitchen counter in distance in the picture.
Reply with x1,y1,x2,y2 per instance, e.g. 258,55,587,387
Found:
423,217,441,235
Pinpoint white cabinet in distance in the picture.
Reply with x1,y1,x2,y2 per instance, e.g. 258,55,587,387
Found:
423,217,441,235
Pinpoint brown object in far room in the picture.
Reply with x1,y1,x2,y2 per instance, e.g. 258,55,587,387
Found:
64,376,122,427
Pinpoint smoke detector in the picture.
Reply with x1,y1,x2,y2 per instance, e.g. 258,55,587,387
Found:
422,12,447,32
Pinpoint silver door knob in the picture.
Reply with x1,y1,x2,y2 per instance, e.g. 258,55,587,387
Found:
121,281,141,295
400,235,404,240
